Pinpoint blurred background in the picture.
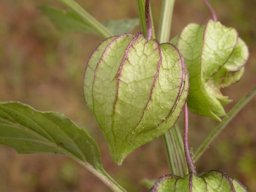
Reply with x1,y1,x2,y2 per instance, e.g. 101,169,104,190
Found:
0,0,255,191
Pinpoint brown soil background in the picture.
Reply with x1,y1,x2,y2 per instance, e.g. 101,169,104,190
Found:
0,0,255,191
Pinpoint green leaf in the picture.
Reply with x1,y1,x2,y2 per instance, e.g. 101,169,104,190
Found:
0,102,102,170
41,6,139,35
177,20,249,120
41,6,94,33
57,0,112,37
151,171,247,192
104,19,139,35
84,34,188,164
0,102,128,192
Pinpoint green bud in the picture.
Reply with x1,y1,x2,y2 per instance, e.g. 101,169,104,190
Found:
177,20,249,120
151,171,247,192
84,33,188,164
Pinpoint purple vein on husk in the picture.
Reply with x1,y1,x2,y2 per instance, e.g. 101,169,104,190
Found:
91,36,122,113
84,36,115,106
90,35,131,142
111,33,142,142
158,44,187,127
123,40,162,144
121,0,160,142
134,44,187,138
84,36,116,82
203,0,218,21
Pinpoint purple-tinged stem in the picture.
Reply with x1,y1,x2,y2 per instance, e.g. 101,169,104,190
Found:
184,103,196,174
145,0,152,40
203,0,218,21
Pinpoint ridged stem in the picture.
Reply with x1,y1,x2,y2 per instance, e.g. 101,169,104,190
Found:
164,125,187,176
158,0,175,43
157,0,187,177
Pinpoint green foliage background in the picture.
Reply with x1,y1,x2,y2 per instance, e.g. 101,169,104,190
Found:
0,0,255,191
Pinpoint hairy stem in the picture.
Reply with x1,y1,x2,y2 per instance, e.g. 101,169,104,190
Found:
203,0,218,21
184,104,196,174
193,86,256,162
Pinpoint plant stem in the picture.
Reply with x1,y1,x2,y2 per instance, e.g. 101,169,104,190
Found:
137,0,147,36
59,0,112,38
184,104,196,174
203,0,218,21
76,160,127,192
56,147,126,192
193,86,256,162
145,0,152,40
138,0,156,39
164,125,187,176
157,0,187,177
158,0,175,43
